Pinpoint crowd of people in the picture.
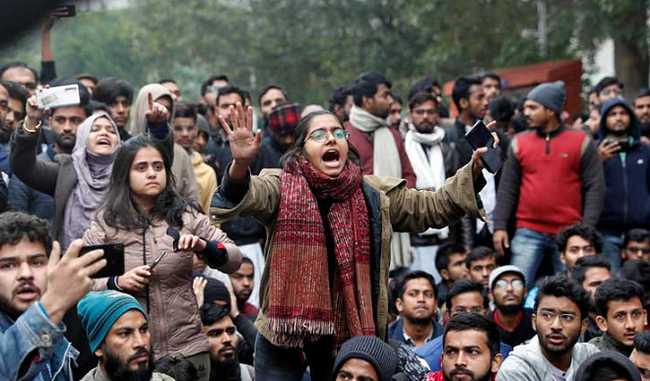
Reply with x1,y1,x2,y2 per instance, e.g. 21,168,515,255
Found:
1,12,650,381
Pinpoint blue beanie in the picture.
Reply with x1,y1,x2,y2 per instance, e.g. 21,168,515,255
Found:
527,81,566,115
78,291,147,352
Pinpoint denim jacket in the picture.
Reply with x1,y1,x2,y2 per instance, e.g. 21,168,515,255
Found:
0,303,78,381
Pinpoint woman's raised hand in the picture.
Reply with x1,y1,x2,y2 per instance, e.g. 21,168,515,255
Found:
219,102,260,166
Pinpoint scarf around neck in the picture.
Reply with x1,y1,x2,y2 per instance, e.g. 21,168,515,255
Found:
62,112,121,249
349,105,402,178
267,157,375,349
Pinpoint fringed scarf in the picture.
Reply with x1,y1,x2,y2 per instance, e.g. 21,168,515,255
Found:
267,157,375,349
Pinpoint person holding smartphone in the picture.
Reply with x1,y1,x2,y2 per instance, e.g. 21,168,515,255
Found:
596,97,650,271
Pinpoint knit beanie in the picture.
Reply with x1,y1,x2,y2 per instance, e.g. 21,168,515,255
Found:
78,291,147,352
192,272,231,309
526,81,566,115
332,336,398,381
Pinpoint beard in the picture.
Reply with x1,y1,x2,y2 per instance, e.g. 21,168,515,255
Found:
103,345,154,381
443,366,493,381
53,132,76,153
494,298,523,316
538,329,580,356
210,343,240,381
405,313,434,326
0,279,43,320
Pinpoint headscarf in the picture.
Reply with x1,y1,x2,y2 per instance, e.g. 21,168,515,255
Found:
61,112,121,248
130,83,175,137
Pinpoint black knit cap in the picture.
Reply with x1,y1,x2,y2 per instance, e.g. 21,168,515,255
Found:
332,336,398,381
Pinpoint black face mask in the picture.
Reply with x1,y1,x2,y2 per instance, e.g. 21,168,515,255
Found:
103,346,154,381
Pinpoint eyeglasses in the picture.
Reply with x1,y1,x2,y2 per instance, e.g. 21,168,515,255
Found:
601,88,623,97
172,125,196,133
493,279,525,291
627,246,650,254
308,129,349,143
537,310,579,324
413,109,438,116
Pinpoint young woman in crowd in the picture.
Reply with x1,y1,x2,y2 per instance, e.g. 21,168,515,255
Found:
211,103,495,381
11,96,120,250
83,97,242,381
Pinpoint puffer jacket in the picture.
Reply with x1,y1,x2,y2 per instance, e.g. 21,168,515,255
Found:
211,161,485,345
84,210,241,359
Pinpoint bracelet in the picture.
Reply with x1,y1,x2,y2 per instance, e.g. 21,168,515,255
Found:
23,118,42,134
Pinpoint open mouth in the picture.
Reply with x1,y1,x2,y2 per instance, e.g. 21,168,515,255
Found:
547,334,566,345
97,137,112,146
14,286,39,301
322,149,340,167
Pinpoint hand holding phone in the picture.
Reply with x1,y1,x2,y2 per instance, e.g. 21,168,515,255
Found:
465,120,503,174
79,243,124,278
36,84,80,110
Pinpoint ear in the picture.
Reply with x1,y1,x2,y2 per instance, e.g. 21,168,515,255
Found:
459,98,469,111
362,95,373,109
94,347,103,358
595,315,607,332
531,313,538,332
334,104,343,116
559,252,567,265
491,353,504,374
396,298,404,314
440,269,450,281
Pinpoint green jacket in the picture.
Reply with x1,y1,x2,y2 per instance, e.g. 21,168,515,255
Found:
211,161,485,345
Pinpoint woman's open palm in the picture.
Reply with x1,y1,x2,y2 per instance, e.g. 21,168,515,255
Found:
219,102,261,165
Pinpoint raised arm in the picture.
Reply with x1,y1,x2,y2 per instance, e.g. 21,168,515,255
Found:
220,102,262,181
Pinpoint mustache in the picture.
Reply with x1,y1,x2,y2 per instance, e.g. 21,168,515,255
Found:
450,368,475,379
218,343,235,355
13,280,41,297
127,348,151,363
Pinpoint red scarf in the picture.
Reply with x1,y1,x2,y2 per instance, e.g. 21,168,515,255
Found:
267,157,375,348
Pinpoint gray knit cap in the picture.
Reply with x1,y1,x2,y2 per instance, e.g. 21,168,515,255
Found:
332,336,398,381
526,81,566,115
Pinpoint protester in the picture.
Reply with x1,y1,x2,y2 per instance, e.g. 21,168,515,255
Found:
75,73,98,95
4,80,29,144
488,265,535,347
595,76,625,104
211,104,492,380
406,77,449,119
389,270,442,349
631,332,650,381
229,257,258,321
590,278,647,356
435,243,470,307
0,62,38,94
494,81,605,286
389,95,403,131
329,84,354,123
465,246,498,291
496,274,599,381
0,82,8,132
331,336,399,381
574,351,642,381
160,78,182,102
427,313,504,381
0,212,106,381
77,291,175,381
83,102,241,381
200,304,255,381
482,73,502,103
572,255,613,342
257,85,288,136
488,96,515,137
251,102,301,174
200,74,230,130
92,77,134,141
621,229,650,262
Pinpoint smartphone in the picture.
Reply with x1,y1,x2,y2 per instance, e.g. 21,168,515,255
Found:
465,120,503,174
79,243,125,279
55,5,76,18
149,251,167,270
607,138,630,153
35,84,80,110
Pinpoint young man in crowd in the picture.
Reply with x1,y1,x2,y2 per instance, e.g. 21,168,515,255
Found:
465,246,498,291
75,73,98,95
200,74,230,130
435,243,470,308
0,62,38,94
631,332,650,381
0,212,106,381
329,84,354,123
595,76,625,104
597,97,650,270
621,229,650,262
160,78,182,102
496,274,599,381
229,257,258,321
92,77,134,141
634,88,650,143
428,313,504,381
590,278,647,356
494,81,604,286
488,265,536,348
201,304,254,381
572,255,613,342
257,84,288,137
404,92,457,278
416,280,513,372
389,270,442,349
332,336,398,381
171,101,217,214
250,103,301,174
482,72,502,123
389,95,402,132
0,81,29,175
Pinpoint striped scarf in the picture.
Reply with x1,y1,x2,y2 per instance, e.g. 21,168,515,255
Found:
267,157,375,349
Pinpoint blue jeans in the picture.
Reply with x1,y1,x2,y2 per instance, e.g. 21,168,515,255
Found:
600,231,623,272
254,334,335,381
510,228,565,289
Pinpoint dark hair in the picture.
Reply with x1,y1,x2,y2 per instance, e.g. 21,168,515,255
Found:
87,100,110,115
49,78,92,116
200,303,231,326
510,112,528,134
435,242,466,273
154,356,198,381
634,331,650,354
535,273,590,319
279,109,360,169
392,94,403,106
408,92,438,112
488,96,514,125
594,278,644,318
103,136,202,230
352,72,392,107
595,76,624,96
216,85,245,107
407,77,440,101
258,84,287,106
242,89,251,104
241,256,253,266
452,76,482,111
1,80,28,108
397,270,437,300
446,279,488,311
329,84,353,112
572,255,612,286
576,353,640,381
200,74,229,96
618,260,650,293
173,101,197,122
556,222,603,254
0,212,52,257
635,88,650,102
443,313,501,358
93,77,133,105
481,72,501,87
74,73,98,85
465,246,497,269
0,62,38,83
159,78,177,85
623,229,650,248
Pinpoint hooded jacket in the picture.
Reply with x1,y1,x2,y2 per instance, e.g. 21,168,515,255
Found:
597,97,650,233
130,84,201,204
574,350,641,381
496,335,599,381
